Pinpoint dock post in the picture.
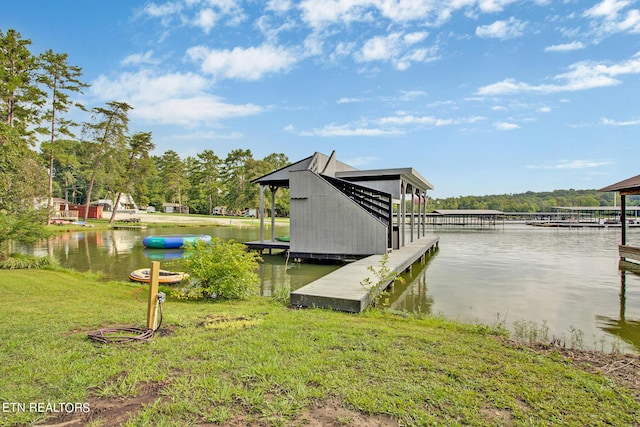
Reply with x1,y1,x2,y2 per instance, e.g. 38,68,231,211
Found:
146,261,160,330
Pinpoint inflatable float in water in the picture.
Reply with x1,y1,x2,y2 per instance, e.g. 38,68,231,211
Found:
142,234,212,249
129,268,189,285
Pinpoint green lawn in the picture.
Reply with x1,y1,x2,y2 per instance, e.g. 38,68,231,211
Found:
0,269,638,426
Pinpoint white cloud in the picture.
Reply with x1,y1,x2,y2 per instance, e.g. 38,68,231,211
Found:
266,0,293,13
526,160,611,169
357,31,435,70
299,123,404,137
344,156,377,166
337,97,364,104
297,0,509,29
538,106,552,113
194,8,218,33
477,0,518,13
187,44,298,80
399,90,427,100
378,113,485,126
142,1,183,18
601,117,640,126
583,0,640,36
494,121,520,130
90,70,263,125
476,17,526,39
477,52,640,95
299,0,374,29
545,41,585,52
120,50,158,66
584,0,632,19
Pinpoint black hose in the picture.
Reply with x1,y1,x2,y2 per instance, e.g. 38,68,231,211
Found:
87,298,163,344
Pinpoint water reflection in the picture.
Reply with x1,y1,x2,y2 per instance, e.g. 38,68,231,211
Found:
259,254,341,297
143,248,185,260
389,249,437,314
595,267,640,350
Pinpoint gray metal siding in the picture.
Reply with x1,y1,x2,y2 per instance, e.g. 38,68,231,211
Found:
290,170,387,256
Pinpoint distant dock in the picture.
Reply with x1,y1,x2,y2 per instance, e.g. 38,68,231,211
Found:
290,237,439,312
111,224,147,230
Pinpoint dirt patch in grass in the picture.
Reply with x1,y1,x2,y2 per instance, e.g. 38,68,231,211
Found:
296,399,398,427
42,381,165,427
197,398,399,427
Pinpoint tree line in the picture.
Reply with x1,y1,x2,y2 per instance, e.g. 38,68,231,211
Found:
429,189,638,212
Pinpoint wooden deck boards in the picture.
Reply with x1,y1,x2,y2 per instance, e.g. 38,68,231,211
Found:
290,237,439,312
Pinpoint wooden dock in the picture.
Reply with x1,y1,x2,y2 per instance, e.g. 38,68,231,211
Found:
111,225,147,230
244,240,290,255
290,237,439,312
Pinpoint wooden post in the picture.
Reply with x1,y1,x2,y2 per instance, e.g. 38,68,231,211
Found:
270,185,277,242
621,194,627,246
146,261,160,330
259,185,265,243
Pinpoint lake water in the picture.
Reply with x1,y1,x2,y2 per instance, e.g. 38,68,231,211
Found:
22,223,640,352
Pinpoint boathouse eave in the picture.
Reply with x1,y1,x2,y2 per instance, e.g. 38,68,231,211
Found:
335,167,434,192
599,174,640,195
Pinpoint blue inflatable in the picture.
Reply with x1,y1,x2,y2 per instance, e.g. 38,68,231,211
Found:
142,234,212,249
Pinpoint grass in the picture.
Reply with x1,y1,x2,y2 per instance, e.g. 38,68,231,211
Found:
0,269,639,426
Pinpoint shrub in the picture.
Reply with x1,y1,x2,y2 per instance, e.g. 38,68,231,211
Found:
0,253,59,270
174,238,261,300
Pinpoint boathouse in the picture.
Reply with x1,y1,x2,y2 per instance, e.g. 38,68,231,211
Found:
249,151,434,261
599,174,640,265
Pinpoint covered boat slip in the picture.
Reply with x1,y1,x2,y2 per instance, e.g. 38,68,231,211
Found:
290,237,439,312
251,151,435,262
249,151,437,312
599,174,640,265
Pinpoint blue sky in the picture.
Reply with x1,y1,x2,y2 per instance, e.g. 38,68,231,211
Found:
2,0,639,198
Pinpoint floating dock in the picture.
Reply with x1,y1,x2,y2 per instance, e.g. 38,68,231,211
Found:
290,237,439,312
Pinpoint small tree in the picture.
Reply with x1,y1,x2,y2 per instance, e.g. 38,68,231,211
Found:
360,253,403,309
175,238,261,300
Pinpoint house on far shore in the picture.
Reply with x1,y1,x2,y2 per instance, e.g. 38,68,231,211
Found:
92,193,139,213
162,202,189,214
47,197,79,222
248,151,434,261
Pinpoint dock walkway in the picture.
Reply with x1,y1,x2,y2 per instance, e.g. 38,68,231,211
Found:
290,237,439,312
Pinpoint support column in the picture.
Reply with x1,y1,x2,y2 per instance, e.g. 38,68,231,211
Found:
621,194,627,246
259,185,265,243
269,186,277,242
400,181,406,247
409,184,414,243
420,190,425,238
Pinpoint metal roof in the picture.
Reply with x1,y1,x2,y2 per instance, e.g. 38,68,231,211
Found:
251,151,357,187
251,151,434,191
336,167,434,191
598,174,640,194
431,209,504,215
555,206,640,212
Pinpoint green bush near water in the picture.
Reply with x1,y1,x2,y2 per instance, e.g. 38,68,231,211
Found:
0,269,638,426
174,238,262,301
